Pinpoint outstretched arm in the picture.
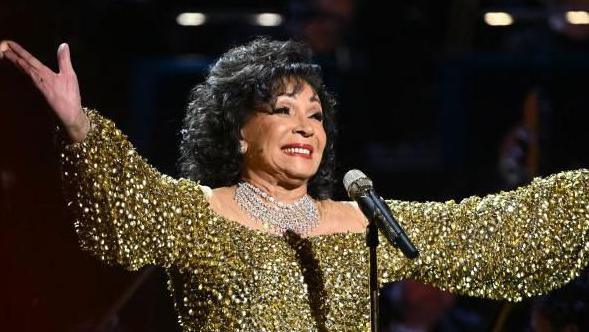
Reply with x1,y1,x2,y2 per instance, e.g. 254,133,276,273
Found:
378,169,589,301
59,109,211,270
1,41,212,270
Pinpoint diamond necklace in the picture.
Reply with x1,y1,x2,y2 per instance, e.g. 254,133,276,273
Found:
234,181,320,236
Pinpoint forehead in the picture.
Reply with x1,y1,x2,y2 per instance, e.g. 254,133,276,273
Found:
273,76,318,98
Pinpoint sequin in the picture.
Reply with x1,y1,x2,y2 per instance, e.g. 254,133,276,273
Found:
59,109,589,331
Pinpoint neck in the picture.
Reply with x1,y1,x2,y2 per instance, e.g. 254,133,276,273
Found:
240,171,309,203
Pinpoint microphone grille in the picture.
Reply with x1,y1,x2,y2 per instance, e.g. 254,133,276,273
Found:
343,169,373,197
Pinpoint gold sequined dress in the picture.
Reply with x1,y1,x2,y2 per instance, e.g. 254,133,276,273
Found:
59,109,589,331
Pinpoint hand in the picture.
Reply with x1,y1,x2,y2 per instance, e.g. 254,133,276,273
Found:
0,40,89,142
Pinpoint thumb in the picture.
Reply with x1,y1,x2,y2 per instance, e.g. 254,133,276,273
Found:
57,43,74,74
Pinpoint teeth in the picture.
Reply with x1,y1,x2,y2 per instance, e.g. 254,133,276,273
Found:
284,147,311,155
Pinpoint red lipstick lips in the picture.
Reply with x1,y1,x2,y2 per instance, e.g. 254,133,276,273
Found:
281,143,313,159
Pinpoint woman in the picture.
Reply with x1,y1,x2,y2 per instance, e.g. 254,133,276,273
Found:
1,38,588,331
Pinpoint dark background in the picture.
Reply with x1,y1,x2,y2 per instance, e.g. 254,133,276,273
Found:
1,0,589,331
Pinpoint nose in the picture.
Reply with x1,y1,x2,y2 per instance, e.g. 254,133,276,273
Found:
292,114,314,137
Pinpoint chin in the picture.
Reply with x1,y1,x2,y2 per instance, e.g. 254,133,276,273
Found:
278,160,317,176
281,168,317,183
287,171,315,181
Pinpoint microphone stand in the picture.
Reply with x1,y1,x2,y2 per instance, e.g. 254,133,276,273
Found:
367,218,379,332
344,170,419,331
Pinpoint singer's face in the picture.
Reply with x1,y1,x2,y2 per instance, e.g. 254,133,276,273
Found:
240,79,326,185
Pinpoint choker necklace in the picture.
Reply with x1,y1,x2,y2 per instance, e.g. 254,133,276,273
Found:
234,181,320,236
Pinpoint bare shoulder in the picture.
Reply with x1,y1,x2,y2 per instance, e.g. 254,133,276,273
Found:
317,199,368,234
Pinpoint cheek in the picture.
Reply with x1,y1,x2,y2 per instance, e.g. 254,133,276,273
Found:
313,135,328,167
245,120,277,147
249,124,288,159
317,128,328,152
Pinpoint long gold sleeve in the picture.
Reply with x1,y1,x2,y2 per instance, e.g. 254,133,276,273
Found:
378,169,589,301
59,109,209,271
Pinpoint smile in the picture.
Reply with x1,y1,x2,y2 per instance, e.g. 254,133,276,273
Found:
281,144,313,159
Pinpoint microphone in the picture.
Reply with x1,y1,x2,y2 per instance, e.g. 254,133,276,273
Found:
343,169,419,259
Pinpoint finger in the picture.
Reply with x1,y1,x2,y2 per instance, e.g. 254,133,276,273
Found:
3,49,47,88
0,40,9,59
3,49,35,75
57,43,75,75
4,40,49,73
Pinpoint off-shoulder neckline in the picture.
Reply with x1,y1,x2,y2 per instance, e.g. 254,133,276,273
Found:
198,185,365,243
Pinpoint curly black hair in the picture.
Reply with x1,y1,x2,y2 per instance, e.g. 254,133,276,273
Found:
178,37,338,199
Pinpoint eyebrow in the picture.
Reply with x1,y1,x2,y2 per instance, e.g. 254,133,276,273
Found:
279,91,321,103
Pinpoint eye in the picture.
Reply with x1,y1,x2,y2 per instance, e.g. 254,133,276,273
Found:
310,112,323,122
272,106,291,115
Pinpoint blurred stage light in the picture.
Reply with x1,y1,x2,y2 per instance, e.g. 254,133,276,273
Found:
255,13,283,26
484,12,514,26
565,11,589,25
177,13,206,26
